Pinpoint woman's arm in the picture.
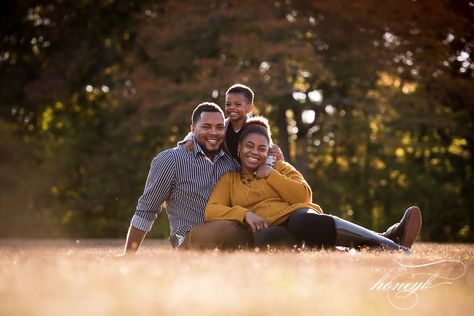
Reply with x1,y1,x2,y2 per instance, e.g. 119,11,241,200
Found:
265,160,313,204
205,173,249,223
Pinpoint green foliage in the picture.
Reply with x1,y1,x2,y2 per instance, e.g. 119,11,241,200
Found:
0,0,472,241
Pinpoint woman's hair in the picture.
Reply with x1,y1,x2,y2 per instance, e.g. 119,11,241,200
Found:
239,116,273,145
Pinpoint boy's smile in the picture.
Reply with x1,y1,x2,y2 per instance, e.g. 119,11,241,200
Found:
225,93,253,123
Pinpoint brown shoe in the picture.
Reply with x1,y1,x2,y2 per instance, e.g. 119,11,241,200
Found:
381,206,422,248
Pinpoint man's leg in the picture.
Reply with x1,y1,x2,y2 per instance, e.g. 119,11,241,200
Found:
254,226,297,249
181,220,253,250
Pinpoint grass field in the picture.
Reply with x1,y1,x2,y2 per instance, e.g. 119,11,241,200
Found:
0,240,472,316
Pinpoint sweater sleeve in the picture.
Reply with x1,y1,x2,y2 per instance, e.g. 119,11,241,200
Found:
266,160,313,204
205,173,249,223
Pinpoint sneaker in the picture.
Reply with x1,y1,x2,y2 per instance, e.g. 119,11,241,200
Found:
381,206,422,248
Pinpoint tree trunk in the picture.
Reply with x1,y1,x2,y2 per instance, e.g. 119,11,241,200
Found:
295,134,308,177
276,105,291,162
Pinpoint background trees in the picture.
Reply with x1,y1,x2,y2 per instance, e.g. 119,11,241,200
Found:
1,0,472,241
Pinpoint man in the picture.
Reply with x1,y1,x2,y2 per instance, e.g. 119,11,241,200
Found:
123,102,253,254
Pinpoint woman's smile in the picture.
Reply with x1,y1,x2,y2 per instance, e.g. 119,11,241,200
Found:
239,133,269,174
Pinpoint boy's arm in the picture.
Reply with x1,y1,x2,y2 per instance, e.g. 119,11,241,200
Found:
177,132,194,152
268,144,285,162
177,132,193,145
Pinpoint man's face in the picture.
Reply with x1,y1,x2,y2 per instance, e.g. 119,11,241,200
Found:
192,111,226,158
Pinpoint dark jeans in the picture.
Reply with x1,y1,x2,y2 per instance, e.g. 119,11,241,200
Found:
255,208,336,249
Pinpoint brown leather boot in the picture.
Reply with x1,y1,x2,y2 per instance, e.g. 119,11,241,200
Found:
381,206,422,248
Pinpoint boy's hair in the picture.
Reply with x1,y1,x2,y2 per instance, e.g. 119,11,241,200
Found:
240,116,272,145
226,83,254,104
191,102,224,125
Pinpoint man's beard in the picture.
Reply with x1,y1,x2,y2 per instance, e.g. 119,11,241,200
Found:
197,140,222,157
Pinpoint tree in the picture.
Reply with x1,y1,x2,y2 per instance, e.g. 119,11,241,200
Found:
1,0,472,241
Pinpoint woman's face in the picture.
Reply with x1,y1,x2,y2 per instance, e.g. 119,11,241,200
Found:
238,133,269,173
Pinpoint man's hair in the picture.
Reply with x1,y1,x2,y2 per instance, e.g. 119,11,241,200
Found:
240,116,272,145
192,102,224,125
226,83,255,104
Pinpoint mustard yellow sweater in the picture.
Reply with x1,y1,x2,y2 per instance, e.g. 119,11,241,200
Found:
205,160,323,225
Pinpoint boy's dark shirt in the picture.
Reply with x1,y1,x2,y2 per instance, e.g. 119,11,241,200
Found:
226,124,242,162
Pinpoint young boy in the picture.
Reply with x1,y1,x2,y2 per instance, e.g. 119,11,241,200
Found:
221,83,255,160
181,83,282,162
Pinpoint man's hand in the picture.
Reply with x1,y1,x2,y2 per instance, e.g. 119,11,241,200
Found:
244,210,268,234
255,164,272,179
122,225,147,255
268,144,284,161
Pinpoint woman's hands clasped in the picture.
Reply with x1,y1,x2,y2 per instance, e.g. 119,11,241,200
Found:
244,210,268,234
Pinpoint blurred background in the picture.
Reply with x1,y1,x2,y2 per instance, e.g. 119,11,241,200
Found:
0,0,472,241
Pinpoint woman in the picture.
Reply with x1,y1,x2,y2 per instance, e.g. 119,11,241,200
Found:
205,116,421,252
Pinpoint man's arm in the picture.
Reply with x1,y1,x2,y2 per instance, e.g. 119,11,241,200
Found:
122,150,176,254
123,225,147,254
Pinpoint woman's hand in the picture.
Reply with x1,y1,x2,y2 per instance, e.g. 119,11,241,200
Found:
244,210,268,234
255,164,273,179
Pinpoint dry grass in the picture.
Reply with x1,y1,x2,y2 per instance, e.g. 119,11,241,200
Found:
0,240,472,316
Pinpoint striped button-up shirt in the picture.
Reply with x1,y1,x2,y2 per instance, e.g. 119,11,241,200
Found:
131,138,239,242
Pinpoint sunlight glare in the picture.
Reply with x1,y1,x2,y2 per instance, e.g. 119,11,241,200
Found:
259,61,270,73
301,110,315,124
292,91,306,103
457,51,470,62
287,126,298,135
308,90,322,103
443,33,455,45
325,105,336,116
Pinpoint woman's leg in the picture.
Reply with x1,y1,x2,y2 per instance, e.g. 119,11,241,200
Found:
331,216,409,252
286,208,410,252
380,206,422,248
285,208,336,248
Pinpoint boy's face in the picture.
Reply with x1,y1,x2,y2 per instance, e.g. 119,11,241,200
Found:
225,93,254,122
